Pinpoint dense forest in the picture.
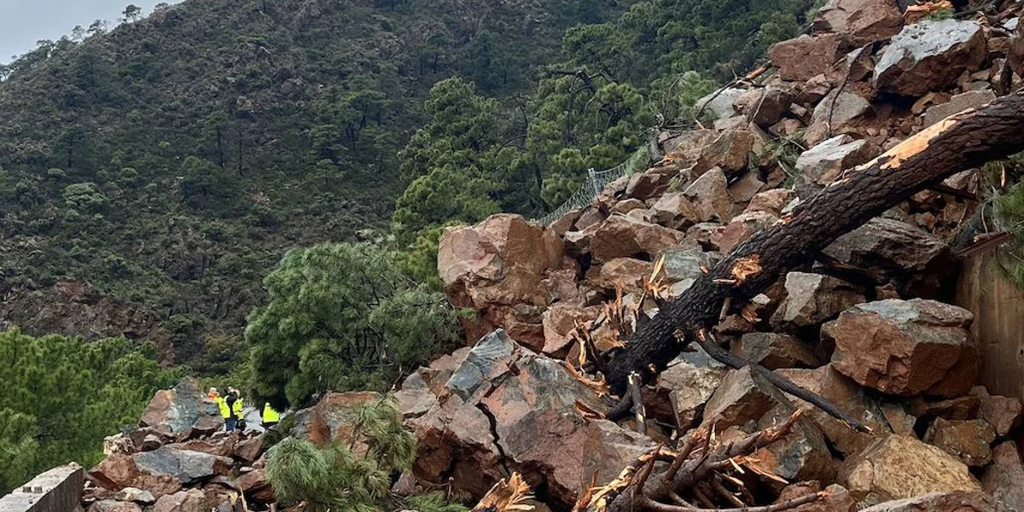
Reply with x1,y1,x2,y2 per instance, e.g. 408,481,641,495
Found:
0,0,823,491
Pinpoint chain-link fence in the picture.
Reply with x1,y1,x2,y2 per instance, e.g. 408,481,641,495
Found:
534,145,653,226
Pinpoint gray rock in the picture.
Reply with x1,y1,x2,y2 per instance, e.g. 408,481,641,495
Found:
923,90,996,128
132,447,232,484
733,333,820,370
795,135,879,196
770,272,866,330
812,91,872,129
116,488,156,505
695,88,745,120
658,347,728,429
822,218,954,297
875,19,988,96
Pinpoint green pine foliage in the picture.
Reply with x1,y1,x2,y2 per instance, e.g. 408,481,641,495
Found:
265,396,443,512
245,242,461,409
993,182,1024,286
0,329,181,493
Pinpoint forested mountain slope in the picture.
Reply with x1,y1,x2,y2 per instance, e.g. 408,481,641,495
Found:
0,0,628,362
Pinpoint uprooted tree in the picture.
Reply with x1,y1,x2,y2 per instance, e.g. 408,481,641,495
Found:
541,91,1024,512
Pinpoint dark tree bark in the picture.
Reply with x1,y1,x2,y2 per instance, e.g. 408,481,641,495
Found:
604,90,1024,394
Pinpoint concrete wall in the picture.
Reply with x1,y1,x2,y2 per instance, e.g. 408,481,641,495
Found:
0,465,83,512
956,251,1024,401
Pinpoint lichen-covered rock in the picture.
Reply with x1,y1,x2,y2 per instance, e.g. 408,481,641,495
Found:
826,299,978,397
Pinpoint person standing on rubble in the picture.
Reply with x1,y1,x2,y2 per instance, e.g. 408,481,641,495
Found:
208,387,236,432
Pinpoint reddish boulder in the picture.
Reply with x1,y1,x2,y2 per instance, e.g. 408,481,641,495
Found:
589,215,686,263
769,34,845,82
682,167,732,223
650,192,700,230
409,330,652,508
541,303,602,356
745,189,796,217
587,258,652,294
693,129,755,176
657,348,728,429
924,418,996,467
779,482,857,512
826,299,978,397
839,435,982,502
813,0,903,45
701,366,779,430
777,366,892,458
711,211,778,253
290,391,381,447
971,387,1023,438
236,469,274,503
233,436,264,463
438,214,564,344
89,454,140,491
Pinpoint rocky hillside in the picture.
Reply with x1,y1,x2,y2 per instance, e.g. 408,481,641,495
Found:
0,0,629,363
8,1,1024,512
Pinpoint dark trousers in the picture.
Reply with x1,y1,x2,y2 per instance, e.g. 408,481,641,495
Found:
225,418,237,432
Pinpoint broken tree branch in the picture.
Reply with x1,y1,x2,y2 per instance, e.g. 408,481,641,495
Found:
603,91,1024,400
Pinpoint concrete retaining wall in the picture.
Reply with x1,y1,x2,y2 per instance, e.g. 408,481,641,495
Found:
0,465,83,512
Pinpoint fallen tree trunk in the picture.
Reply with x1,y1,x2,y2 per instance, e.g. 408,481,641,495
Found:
604,90,1024,394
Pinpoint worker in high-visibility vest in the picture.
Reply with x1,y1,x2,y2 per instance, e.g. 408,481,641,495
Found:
228,387,245,432
262,402,281,428
208,387,235,431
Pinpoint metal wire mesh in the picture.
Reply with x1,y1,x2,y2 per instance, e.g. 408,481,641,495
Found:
534,145,652,226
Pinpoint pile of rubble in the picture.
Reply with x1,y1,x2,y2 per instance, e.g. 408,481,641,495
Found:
81,378,272,512
407,0,1024,510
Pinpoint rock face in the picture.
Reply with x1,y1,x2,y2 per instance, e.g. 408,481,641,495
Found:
874,19,988,96
839,435,983,503
409,330,652,508
813,0,903,45
138,378,222,436
826,299,978,397
438,214,564,345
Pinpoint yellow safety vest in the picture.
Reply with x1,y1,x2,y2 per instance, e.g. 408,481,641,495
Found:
214,396,231,419
262,403,280,423
232,397,244,419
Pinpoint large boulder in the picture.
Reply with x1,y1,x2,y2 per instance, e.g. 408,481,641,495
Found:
794,135,879,195
682,167,732,223
695,88,744,120
131,447,232,485
769,272,866,331
822,218,954,298
769,34,846,82
656,347,728,429
733,333,820,370
922,90,996,128
839,435,983,503
438,214,565,345
874,19,988,96
692,129,755,177
826,299,978,397
409,330,652,508
138,378,222,436
589,215,687,263
776,366,893,457
813,0,903,45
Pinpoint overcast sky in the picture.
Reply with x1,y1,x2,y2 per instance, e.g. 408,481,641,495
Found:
0,0,183,64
